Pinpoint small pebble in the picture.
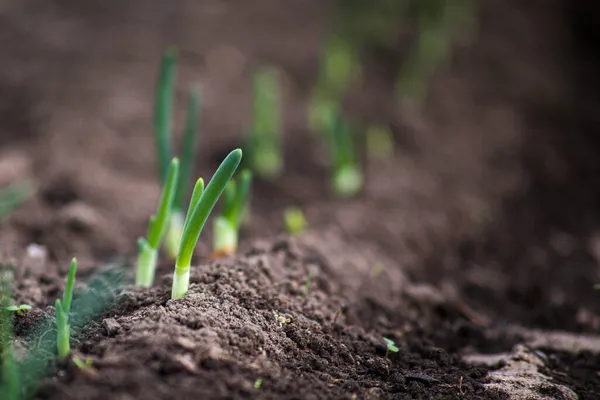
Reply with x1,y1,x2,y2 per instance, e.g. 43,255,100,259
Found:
103,318,121,336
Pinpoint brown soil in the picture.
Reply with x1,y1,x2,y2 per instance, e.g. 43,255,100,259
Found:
1,0,600,399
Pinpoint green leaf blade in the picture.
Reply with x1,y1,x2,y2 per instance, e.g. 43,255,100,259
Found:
176,86,201,210
177,149,242,269
62,258,77,316
154,47,178,183
147,158,180,248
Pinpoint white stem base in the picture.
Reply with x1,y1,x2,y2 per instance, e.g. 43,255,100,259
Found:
165,211,185,260
171,268,190,299
213,216,238,256
135,245,158,288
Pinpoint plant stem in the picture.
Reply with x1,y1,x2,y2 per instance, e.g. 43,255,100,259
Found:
135,240,158,288
164,209,185,260
172,149,242,299
154,48,177,183
213,216,237,257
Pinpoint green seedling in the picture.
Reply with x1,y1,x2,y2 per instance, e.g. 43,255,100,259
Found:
0,180,35,222
370,262,384,279
5,304,32,316
326,112,363,197
212,170,252,258
253,378,263,389
249,68,282,179
283,207,307,235
172,149,242,299
301,272,312,298
136,158,180,287
309,35,361,134
153,48,202,260
366,124,394,160
396,0,476,104
55,258,77,358
72,355,93,370
0,273,19,400
383,337,399,360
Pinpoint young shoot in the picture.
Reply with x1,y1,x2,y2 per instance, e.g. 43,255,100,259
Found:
309,35,361,134
383,337,399,360
301,272,312,298
213,170,252,258
0,180,35,222
325,112,363,197
366,124,394,161
152,48,202,260
56,258,77,359
5,304,32,316
283,207,307,235
172,149,242,299
136,158,179,287
249,68,282,179
0,274,19,400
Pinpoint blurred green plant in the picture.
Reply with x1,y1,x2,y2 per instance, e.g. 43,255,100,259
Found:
0,271,19,400
366,124,394,160
213,170,252,258
5,304,32,316
311,0,477,117
249,68,282,179
326,112,363,197
383,337,399,359
153,48,202,261
0,181,35,222
136,158,179,287
283,207,307,235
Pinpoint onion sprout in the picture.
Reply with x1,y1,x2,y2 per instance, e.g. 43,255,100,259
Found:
213,170,252,257
136,158,179,287
172,149,242,299
56,258,77,358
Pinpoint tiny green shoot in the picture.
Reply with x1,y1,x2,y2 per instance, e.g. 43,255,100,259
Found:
0,273,19,400
136,158,180,287
326,112,363,197
153,48,202,260
283,207,307,235
309,35,361,134
253,378,262,389
366,124,394,160
383,337,399,360
213,170,252,258
249,68,282,179
56,258,77,358
172,149,242,299
301,272,312,298
5,304,32,316
0,180,35,222
72,355,93,369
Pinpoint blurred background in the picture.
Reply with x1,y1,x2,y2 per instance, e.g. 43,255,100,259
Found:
1,0,600,331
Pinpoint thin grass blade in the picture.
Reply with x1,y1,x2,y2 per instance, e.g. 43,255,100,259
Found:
176,86,201,210
154,47,178,183
61,258,77,315
181,177,204,234
147,158,179,248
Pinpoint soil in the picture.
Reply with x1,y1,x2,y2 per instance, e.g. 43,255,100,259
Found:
1,0,600,399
